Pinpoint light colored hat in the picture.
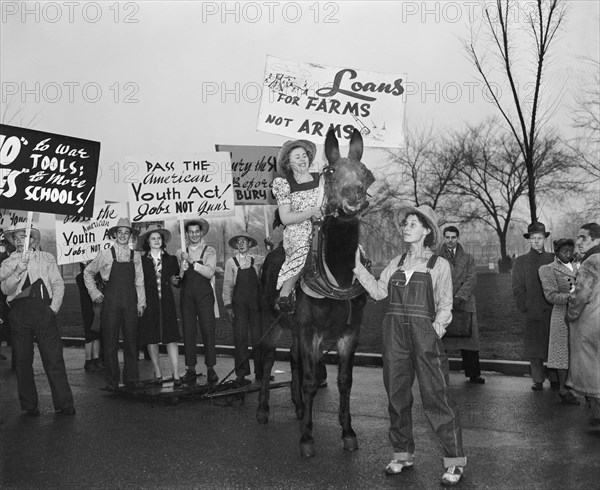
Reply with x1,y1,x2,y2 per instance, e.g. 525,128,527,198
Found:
184,218,210,237
108,217,134,238
5,227,41,244
277,139,317,176
396,204,440,249
228,234,258,249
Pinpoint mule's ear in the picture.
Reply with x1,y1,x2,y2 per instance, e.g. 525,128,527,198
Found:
325,127,340,164
348,128,363,161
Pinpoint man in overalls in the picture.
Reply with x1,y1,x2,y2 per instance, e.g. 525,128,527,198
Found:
222,234,265,385
84,217,146,390
177,219,218,384
1,227,75,415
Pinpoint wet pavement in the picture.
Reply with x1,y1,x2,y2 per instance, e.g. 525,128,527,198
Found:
1,346,599,489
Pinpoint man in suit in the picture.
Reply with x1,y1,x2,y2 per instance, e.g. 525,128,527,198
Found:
439,226,485,384
0,228,75,415
512,222,556,391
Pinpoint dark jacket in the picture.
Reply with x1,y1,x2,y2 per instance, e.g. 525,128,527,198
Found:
439,243,480,351
512,248,554,358
138,252,180,345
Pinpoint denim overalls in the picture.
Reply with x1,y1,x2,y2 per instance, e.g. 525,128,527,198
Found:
382,254,466,468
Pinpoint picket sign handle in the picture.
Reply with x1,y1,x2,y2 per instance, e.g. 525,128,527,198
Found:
179,218,185,252
22,211,34,255
263,206,269,242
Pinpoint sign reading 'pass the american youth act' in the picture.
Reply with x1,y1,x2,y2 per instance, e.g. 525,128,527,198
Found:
126,154,235,222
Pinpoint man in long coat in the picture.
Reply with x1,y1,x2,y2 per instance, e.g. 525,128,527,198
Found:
440,226,484,383
512,222,555,390
566,223,600,425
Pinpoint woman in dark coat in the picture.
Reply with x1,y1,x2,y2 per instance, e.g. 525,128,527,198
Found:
138,228,182,386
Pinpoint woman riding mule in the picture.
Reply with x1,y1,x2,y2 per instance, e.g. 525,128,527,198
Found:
257,127,374,459
272,139,323,312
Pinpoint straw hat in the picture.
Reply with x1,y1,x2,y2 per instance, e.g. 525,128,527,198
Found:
277,139,317,176
5,227,41,244
184,218,209,237
396,204,440,249
138,227,172,248
228,234,258,249
108,217,135,238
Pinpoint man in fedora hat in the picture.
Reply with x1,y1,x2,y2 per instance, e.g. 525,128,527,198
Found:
84,217,146,390
176,219,219,384
0,227,75,415
512,222,556,391
222,233,265,385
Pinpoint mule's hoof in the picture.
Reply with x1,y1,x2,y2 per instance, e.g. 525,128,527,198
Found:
342,436,359,451
300,443,315,458
295,408,304,420
256,408,269,425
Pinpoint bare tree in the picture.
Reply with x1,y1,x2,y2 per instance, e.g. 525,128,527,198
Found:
359,126,458,262
446,119,576,270
569,56,600,213
1,96,41,127
466,0,568,222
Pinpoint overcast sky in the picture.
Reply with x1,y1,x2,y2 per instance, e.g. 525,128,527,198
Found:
2,0,598,211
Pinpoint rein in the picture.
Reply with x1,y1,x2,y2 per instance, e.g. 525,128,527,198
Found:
302,216,367,301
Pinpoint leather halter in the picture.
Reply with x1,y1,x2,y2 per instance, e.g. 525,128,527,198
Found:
301,217,367,301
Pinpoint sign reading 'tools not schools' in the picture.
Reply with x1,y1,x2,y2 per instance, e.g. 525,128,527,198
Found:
126,154,235,223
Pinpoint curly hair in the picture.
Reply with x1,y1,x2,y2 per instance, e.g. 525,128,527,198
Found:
552,238,574,253
278,146,315,177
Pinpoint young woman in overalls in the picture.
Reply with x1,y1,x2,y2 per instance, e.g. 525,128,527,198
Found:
353,205,467,486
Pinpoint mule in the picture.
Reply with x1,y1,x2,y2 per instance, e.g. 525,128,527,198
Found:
257,127,374,458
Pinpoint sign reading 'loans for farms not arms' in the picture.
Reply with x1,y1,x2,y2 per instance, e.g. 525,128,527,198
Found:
0,124,100,217
126,154,235,223
257,55,406,148
215,144,279,205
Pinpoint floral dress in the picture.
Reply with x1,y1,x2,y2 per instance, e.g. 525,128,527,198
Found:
272,173,320,290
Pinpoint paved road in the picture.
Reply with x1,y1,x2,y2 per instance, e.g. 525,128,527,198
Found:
1,347,599,489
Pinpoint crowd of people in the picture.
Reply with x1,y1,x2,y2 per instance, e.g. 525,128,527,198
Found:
0,140,598,486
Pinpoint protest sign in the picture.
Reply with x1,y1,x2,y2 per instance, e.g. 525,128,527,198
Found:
257,55,406,148
215,145,279,205
0,124,100,217
54,202,128,265
126,154,235,223
0,209,39,231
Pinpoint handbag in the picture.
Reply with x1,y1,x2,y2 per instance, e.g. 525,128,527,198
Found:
445,309,473,338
